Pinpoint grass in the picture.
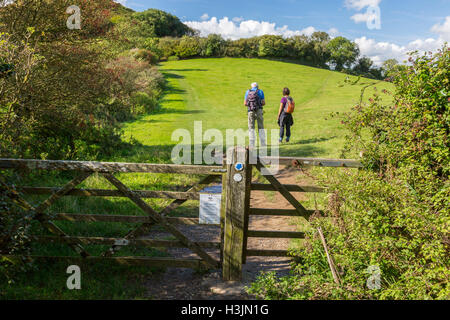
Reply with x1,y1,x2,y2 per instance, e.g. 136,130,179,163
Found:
121,57,392,159
1,58,393,299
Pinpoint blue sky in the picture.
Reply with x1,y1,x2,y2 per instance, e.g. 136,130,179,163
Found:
117,0,450,64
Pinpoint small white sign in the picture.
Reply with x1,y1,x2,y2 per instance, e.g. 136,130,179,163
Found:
199,193,221,225
233,173,243,182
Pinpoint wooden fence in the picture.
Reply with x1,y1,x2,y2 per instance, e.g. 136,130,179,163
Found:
0,152,361,281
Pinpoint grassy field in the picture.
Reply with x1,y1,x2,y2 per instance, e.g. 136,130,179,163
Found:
1,58,393,299
122,57,392,159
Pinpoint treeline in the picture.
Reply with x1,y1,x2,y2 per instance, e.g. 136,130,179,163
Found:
111,8,396,80
144,33,384,79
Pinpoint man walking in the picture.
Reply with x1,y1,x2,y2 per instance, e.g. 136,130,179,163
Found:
244,82,266,148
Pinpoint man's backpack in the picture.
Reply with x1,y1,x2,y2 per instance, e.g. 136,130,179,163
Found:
246,89,262,112
285,97,295,114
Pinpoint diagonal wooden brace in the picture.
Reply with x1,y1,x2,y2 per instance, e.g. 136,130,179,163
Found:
101,175,219,257
101,173,220,269
255,158,310,218
0,173,92,257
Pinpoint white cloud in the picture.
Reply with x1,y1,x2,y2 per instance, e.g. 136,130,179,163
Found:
184,17,317,40
345,0,381,11
355,36,445,66
431,16,450,41
113,0,127,5
351,14,448,66
200,13,209,21
328,28,339,37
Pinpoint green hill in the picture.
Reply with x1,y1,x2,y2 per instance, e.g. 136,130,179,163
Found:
123,58,393,159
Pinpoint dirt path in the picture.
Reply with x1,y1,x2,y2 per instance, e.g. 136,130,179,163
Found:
144,166,314,300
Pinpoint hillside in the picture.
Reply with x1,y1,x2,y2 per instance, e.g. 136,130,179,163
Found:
123,58,393,159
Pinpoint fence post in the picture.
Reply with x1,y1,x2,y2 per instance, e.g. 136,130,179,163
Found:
222,147,251,281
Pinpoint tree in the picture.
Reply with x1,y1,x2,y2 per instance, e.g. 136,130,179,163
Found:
310,31,331,66
203,34,225,57
327,36,360,71
0,0,152,159
133,9,194,38
174,36,201,58
258,35,286,57
381,58,399,77
353,56,373,74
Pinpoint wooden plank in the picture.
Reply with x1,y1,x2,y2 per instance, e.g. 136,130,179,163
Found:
249,208,319,218
247,230,306,239
0,158,225,175
246,250,290,257
1,255,208,269
256,158,310,217
102,173,220,269
18,187,200,200
35,236,221,249
219,163,227,266
222,147,251,281
51,213,218,226
251,183,325,193
259,156,363,168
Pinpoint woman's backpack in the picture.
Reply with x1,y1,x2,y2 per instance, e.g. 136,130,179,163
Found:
285,97,295,114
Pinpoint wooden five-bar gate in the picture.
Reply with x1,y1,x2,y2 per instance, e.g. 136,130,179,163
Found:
0,148,361,281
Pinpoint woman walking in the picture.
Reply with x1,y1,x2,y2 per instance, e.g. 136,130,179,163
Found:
277,87,295,143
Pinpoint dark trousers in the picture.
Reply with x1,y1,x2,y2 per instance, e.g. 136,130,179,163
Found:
280,123,291,140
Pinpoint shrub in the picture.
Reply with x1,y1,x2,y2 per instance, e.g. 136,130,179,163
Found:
129,48,158,65
174,36,201,59
167,55,180,61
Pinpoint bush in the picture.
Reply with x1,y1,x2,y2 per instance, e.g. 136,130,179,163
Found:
129,48,158,65
174,36,201,58
167,55,180,61
106,55,164,116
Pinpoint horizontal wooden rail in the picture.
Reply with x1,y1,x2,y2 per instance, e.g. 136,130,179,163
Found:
0,158,226,175
246,249,290,257
1,255,209,268
249,208,321,218
18,187,200,200
36,236,221,249
251,183,325,193
258,156,362,168
247,230,305,239
50,213,218,226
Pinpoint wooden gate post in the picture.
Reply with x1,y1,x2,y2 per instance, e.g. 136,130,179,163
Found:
222,147,251,281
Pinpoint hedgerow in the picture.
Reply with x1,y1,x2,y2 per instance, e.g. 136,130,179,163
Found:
248,46,449,300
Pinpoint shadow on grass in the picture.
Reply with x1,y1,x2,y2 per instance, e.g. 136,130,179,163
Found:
287,136,337,146
162,69,208,72
162,72,185,79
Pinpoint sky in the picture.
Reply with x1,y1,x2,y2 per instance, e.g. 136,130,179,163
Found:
115,0,450,65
